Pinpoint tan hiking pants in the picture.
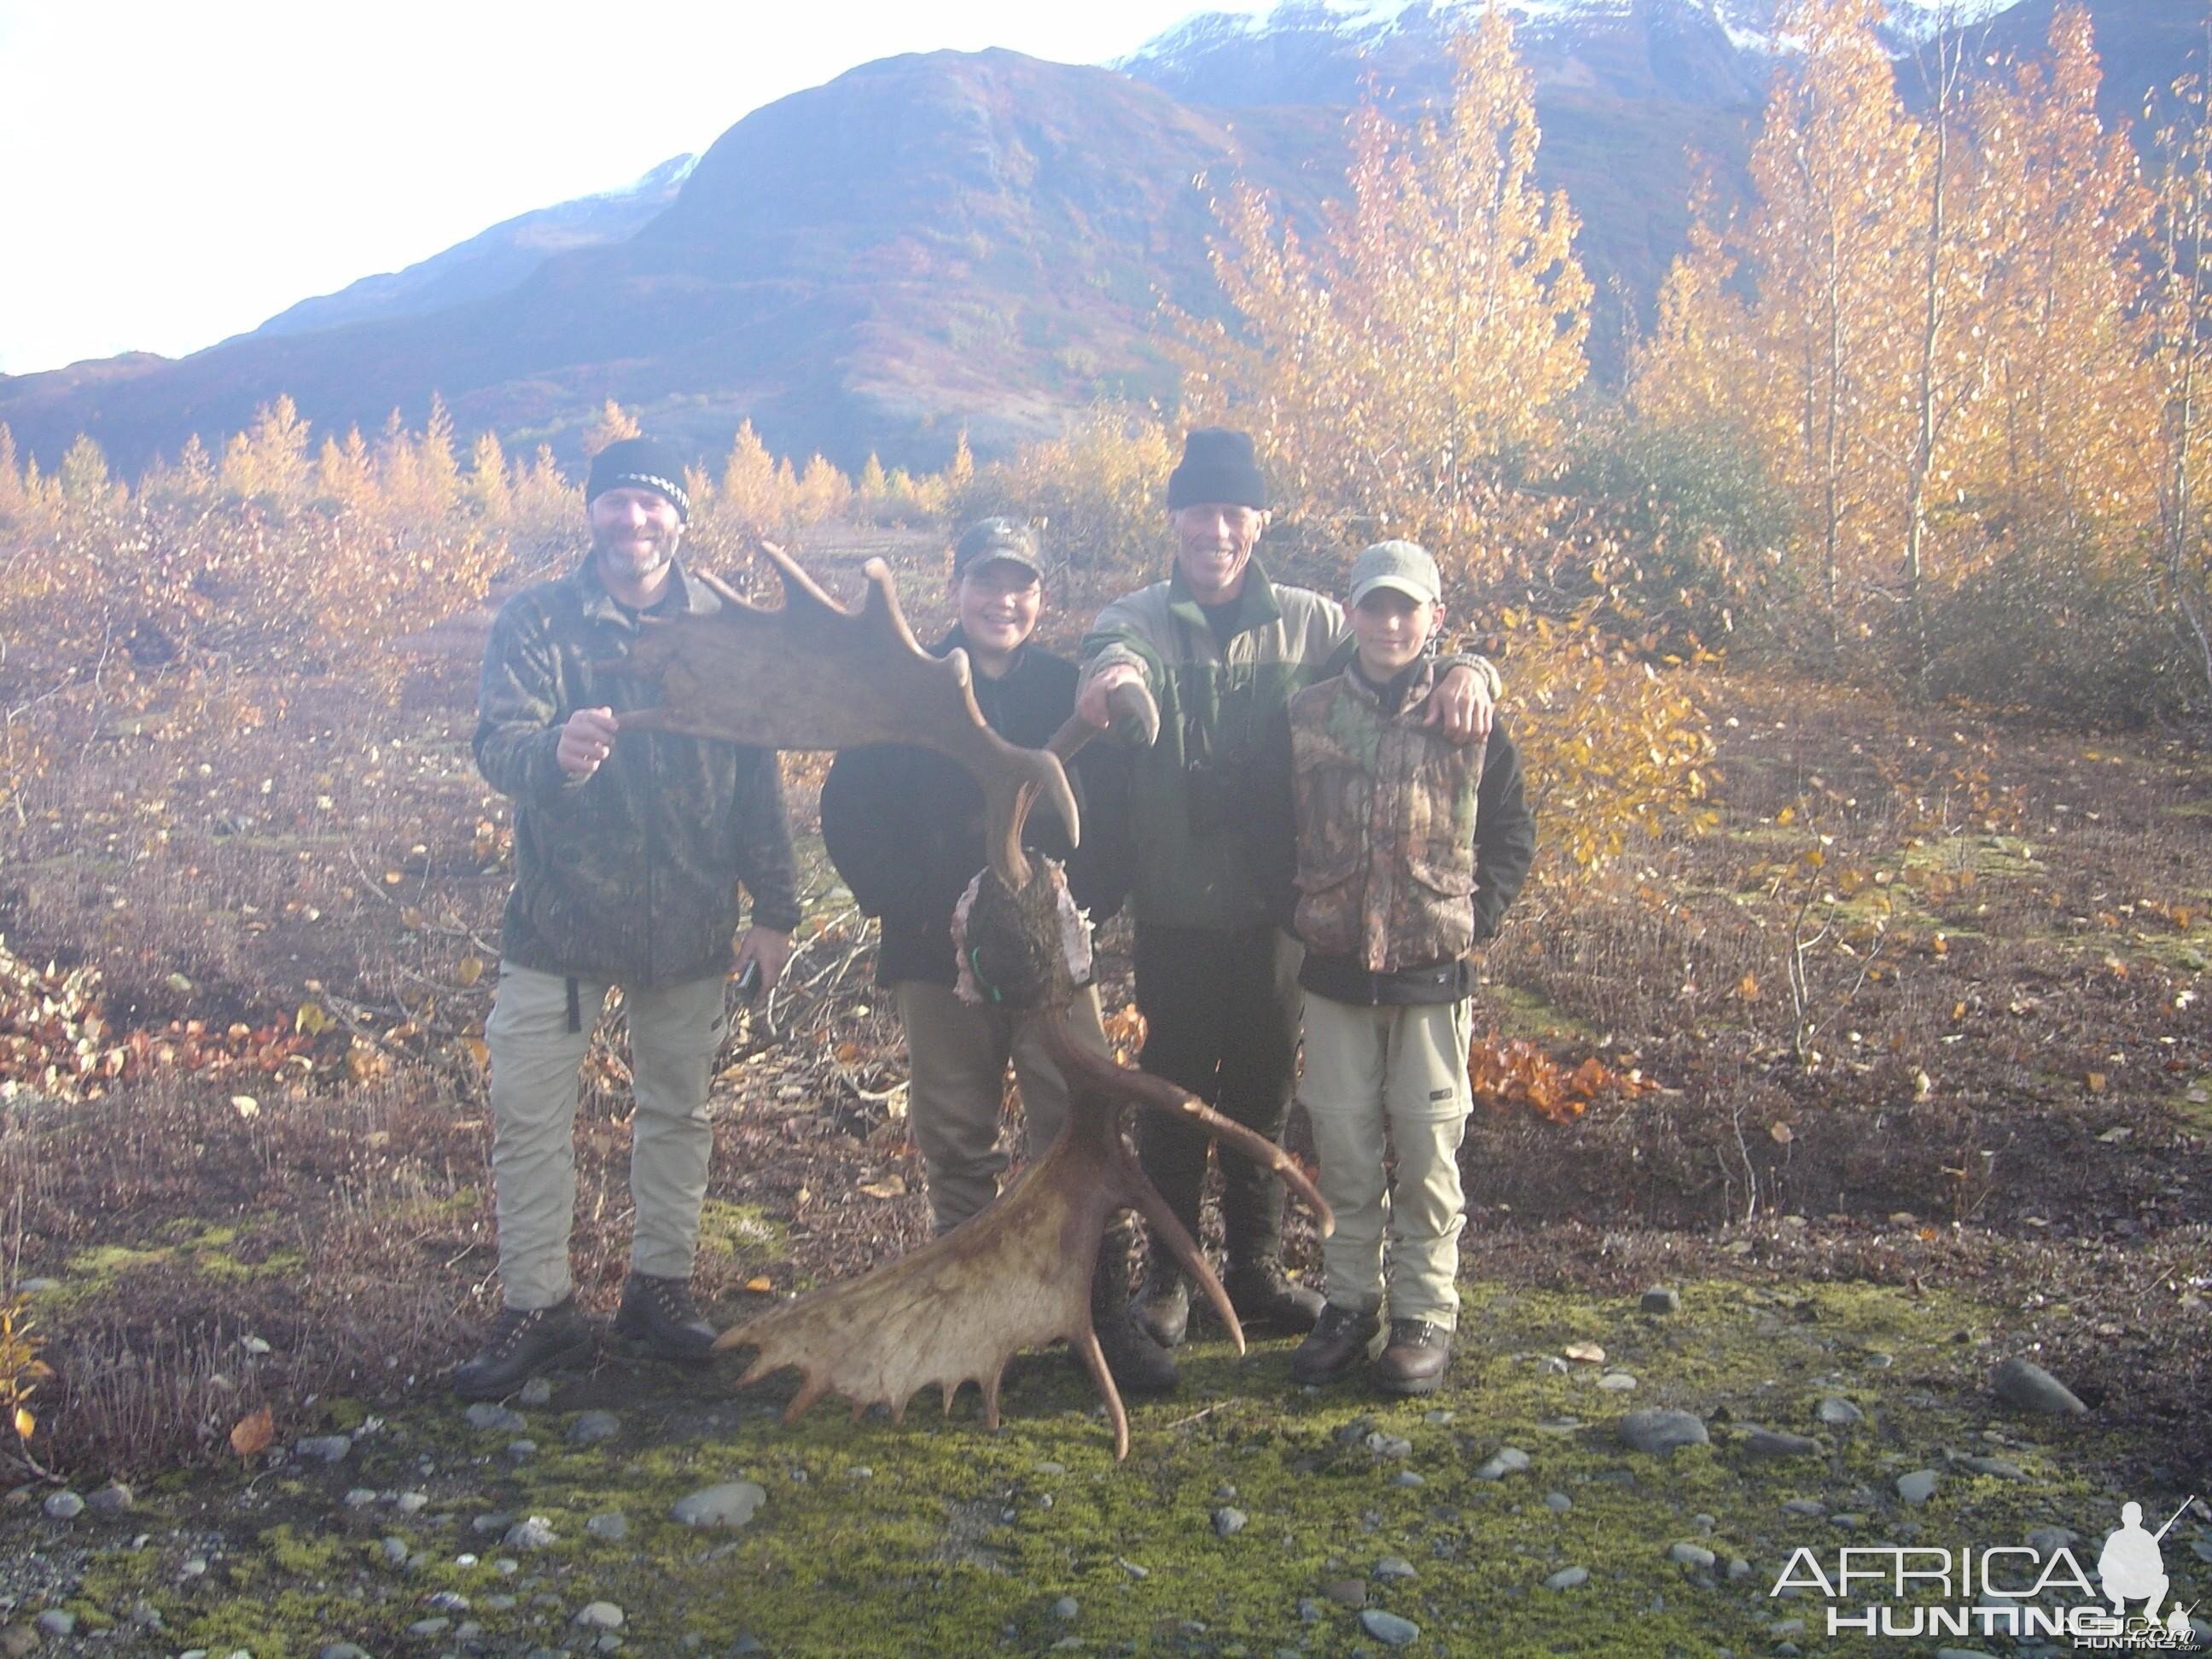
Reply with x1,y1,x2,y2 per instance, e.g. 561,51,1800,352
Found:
893,979,1110,1235
1298,994,1475,1329
486,962,728,1311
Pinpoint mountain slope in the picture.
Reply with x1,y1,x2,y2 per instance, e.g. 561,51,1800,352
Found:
243,154,698,344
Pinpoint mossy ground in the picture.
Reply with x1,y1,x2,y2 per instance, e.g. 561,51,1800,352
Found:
15,1274,2206,1656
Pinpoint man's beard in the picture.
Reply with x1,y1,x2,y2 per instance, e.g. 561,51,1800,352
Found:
594,527,680,580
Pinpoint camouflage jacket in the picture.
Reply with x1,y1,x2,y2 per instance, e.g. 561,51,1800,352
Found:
1255,662,1534,1001
1080,561,1501,934
474,557,800,988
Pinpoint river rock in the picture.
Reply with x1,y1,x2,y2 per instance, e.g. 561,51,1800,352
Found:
1545,1566,1589,1590
1815,1397,1863,1428
1475,1447,1530,1481
1323,1580,1366,1607
504,1516,558,1551
585,1512,630,1543
1374,1555,1417,1581
1640,1287,1682,1315
1742,1426,1820,1458
1619,1410,1709,1456
463,1403,526,1434
1897,1470,1939,1505
516,1377,554,1407
1213,1507,1248,1538
1668,1543,1717,1570
574,1603,625,1629
33,1612,74,1639
42,1490,84,1520
295,1434,352,1463
1991,1357,2087,1416
88,1482,133,1515
1359,1610,1421,1646
568,1411,621,1446
672,1481,766,1528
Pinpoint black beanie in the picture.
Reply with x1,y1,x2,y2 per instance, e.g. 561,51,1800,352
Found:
1166,428,1266,511
586,436,691,522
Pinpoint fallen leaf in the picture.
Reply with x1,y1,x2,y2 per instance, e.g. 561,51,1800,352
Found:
1737,972,1759,1001
1769,1121,1795,1145
230,1095,260,1118
457,955,485,987
2097,1126,2132,1144
858,1176,907,1200
12,1406,32,1441
1912,1071,1933,1102
1563,1342,1606,1365
744,1276,773,1294
230,1405,274,1458
2086,1072,2107,1093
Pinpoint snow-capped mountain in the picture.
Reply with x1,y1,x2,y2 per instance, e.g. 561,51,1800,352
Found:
1117,0,2035,108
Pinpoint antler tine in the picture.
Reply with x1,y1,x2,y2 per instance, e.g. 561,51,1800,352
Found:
1069,1325,1132,1461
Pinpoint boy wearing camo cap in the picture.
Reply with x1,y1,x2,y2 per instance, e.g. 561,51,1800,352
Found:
1254,540,1535,1394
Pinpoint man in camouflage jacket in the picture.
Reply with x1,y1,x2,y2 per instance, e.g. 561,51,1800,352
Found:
457,436,800,1400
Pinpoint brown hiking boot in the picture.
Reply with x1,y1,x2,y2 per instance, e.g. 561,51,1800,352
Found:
451,1297,596,1400
613,1272,717,1362
1289,1301,1380,1386
1374,1318,1452,1396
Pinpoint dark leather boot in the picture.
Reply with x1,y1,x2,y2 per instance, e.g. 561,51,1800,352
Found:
1134,1257,1190,1350
612,1272,717,1362
1374,1318,1452,1395
1086,1225,1176,1394
1223,1256,1324,1332
1289,1301,1380,1385
451,1296,595,1400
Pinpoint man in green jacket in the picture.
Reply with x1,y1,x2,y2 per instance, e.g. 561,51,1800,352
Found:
1076,428,1498,1380
459,436,800,1400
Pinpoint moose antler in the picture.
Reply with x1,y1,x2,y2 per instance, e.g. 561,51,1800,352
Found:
606,541,1080,886
715,1013,1331,1459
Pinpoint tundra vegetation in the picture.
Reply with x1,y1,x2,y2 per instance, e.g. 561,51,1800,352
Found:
0,1,2207,1650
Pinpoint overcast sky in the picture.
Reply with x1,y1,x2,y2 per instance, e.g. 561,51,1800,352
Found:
0,0,1264,376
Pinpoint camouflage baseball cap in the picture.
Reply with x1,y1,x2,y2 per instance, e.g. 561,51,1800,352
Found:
1348,539,1441,607
952,517,1045,579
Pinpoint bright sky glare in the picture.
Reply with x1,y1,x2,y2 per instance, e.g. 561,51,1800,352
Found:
0,0,1266,377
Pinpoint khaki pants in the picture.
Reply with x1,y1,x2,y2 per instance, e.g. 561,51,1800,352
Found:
894,980,1109,1235
1299,994,1474,1329
486,962,728,1311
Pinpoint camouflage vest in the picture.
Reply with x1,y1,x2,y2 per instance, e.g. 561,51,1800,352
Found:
1288,665,1486,971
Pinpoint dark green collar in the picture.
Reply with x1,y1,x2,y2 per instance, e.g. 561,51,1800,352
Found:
1166,558,1282,640
574,555,715,626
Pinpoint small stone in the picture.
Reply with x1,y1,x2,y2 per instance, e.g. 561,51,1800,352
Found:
88,1482,133,1515
2026,1525,2077,1556
1815,1397,1863,1428
574,1602,625,1630
342,1487,378,1509
1897,1470,1939,1505
1049,1596,1079,1621
1539,1355,1569,1375
1545,1566,1589,1591
506,1438,538,1460
428,1591,470,1612
1954,1455,2025,1480
1545,1492,1573,1513
1373,1555,1417,1581
34,1611,75,1638
1742,1426,1820,1458
1034,1461,1066,1476
1475,1447,1531,1481
1323,1579,1366,1607
1389,1470,1425,1487
1668,1542,1717,1570
463,1403,526,1433
1213,1507,1248,1538
516,1377,554,1407
1768,1619,1805,1638
1991,1357,2087,1416
1423,1409,1456,1424
407,1618,450,1638
1597,1371,1639,1392
1729,1557,1753,1581
568,1411,621,1446
1618,1409,1709,1456
295,1434,352,1462
0,1630,34,1659
1297,1599,1324,1625
1781,1499,1826,1518
585,1511,631,1543
1641,1286,1682,1315
1363,1432,1412,1459
396,1491,428,1514
1214,1483,1237,1499
472,1511,515,1534
1830,1513,1864,1530
504,1516,559,1551
1359,1610,1421,1647
381,1536,410,1567
42,1489,84,1520
672,1481,766,1528
180,1555,209,1576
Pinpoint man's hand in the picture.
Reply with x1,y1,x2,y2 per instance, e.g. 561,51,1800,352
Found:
556,707,620,777
733,926,795,994
1076,663,1146,730
1420,663,1495,743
